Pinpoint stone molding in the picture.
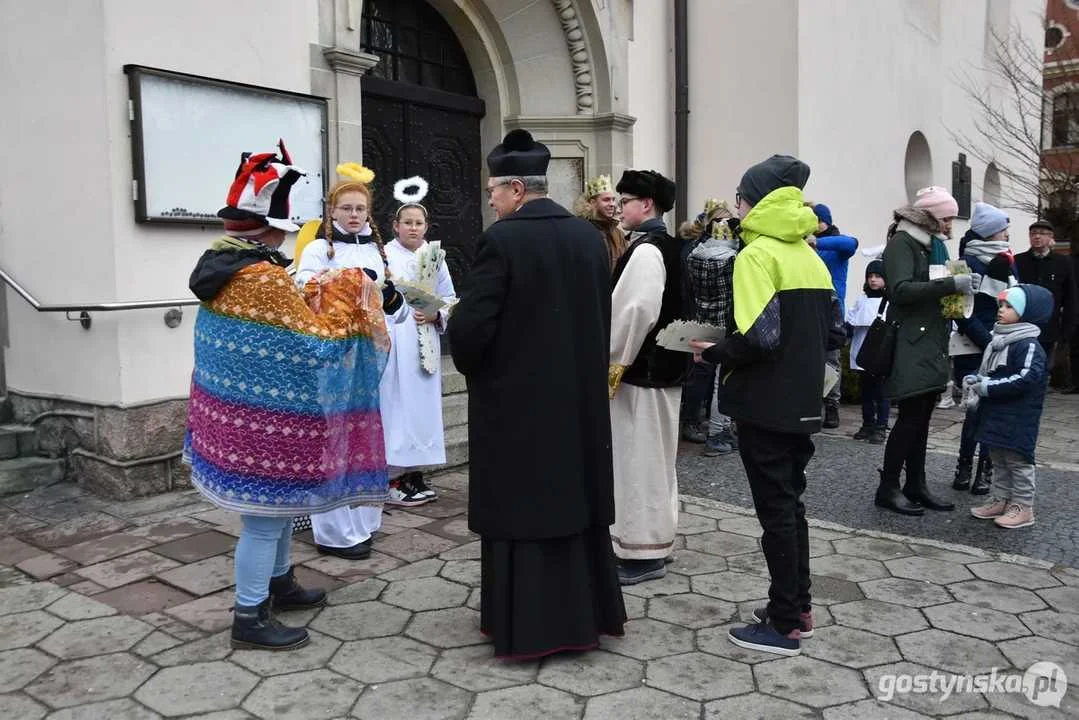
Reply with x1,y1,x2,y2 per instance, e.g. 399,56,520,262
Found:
504,113,636,133
550,0,595,114
322,47,381,76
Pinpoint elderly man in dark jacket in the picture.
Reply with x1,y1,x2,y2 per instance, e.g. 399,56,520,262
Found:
448,129,626,659
1014,219,1078,381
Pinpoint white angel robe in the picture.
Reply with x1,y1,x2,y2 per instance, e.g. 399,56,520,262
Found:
609,242,681,561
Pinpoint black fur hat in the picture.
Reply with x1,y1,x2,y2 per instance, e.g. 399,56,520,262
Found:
616,170,676,213
486,129,551,177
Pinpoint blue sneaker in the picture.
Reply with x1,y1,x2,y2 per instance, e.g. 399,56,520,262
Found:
727,622,801,656
702,433,734,457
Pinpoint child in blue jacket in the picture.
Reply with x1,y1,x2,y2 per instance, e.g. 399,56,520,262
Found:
965,284,1054,529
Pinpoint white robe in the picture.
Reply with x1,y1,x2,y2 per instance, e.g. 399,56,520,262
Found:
609,242,681,560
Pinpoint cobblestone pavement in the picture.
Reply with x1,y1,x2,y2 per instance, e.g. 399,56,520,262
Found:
680,390,1079,567
2,474,1079,718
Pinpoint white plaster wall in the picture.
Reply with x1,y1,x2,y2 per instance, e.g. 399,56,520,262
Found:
0,0,123,402
627,0,674,180
486,0,578,116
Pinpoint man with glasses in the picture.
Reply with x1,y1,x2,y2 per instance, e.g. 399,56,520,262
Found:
608,169,688,585
1015,219,1078,388
449,129,626,659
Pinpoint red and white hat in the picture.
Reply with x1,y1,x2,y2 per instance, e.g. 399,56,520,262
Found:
218,140,306,232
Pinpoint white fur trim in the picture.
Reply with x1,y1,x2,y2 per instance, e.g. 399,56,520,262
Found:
393,176,429,205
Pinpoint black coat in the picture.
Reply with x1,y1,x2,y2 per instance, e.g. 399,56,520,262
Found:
448,198,614,540
1014,250,1078,346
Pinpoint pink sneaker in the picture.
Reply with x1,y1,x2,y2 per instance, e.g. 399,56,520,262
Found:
971,497,1008,519
994,503,1035,529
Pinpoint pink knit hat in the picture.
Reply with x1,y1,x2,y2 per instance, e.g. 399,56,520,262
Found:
912,186,959,220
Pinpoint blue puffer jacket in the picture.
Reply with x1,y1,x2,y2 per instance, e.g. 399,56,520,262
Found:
814,226,858,304
956,247,1016,350
974,285,1053,462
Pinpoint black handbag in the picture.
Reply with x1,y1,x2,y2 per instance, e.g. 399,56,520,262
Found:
855,297,898,377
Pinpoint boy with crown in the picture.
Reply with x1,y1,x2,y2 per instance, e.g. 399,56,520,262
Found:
574,173,627,273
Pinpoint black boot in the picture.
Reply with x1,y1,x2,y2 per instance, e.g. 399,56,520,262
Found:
874,469,925,516
971,456,993,495
231,599,310,651
269,566,327,611
823,405,840,429
952,457,973,491
903,469,955,512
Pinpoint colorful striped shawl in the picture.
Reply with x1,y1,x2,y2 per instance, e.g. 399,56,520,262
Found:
184,260,390,516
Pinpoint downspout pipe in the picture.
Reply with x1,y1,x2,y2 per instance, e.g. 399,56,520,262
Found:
674,0,689,227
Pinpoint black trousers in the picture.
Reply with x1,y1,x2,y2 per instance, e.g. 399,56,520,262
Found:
737,422,814,635
881,391,937,485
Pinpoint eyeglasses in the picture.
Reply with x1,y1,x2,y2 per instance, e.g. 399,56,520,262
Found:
735,192,743,206
335,205,367,216
618,195,643,208
485,181,512,197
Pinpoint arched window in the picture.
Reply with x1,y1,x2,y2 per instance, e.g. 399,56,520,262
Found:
904,131,933,202
361,0,477,97
1052,91,1079,147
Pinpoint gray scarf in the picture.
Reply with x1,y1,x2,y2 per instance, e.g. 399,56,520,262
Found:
979,322,1042,374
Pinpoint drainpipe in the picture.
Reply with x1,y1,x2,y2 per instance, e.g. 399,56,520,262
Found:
674,0,689,227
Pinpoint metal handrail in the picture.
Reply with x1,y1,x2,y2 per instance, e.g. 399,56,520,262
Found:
0,265,198,329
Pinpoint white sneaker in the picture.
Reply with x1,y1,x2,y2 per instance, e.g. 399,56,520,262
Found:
386,481,429,507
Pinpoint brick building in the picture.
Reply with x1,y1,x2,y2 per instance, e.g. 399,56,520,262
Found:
1045,0,1079,252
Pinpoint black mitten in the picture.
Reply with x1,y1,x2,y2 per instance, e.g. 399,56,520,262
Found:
382,279,404,314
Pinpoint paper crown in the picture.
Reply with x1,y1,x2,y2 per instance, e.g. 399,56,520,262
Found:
218,139,306,232
585,174,614,198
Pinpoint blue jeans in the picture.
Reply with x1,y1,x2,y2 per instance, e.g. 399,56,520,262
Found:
952,354,986,461
681,361,717,423
858,371,890,427
235,515,292,607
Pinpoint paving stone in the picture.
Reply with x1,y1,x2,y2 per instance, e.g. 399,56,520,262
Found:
380,510,436,529
647,592,736,629
132,630,183,657
241,668,362,720
664,549,726,576
620,571,691,599
1052,566,1079,587
45,593,117,621
833,537,914,561
0,582,67,616
907,543,989,565
25,653,155,709
163,590,234,632
0,610,64,650
378,558,444,581
1038,585,1079,614
151,531,235,563
188,510,244,537
15,553,79,580
969,561,1062,589
808,526,856,542
469,684,583,720
535,650,642,696
137,612,203,639
829,599,929,636
0,536,45,565
327,578,386,605
135,661,258,717
302,551,403,579
623,593,646,619
645,650,753,700
43,698,164,719
439,560,481,588
381,576,470,612
813,554,890,582
310,601,412,641
862,661,991,716
923,601,1031,641
0,693,47,719
166,710,253,720
74,551,180,589
754,655,869,707
466,587,481,611
150,631,232,667
822,699,933,720
1021,609,1079,646
998,635,1079,684
0,648,56,692
983,679,1079,719
684,531,759,557
947,579,1047,614
599,618,693,660
94,580,196,615
37,616,153,659
680,502,739,520
351,677,472,720
65,581,106,596
886,556,975,585
859,577,954,608
692,571,769,602
424,516,478,543
809,574,866,605
808,538,835,557
704,692,819,720
431,644,539,691
53,533,156,566
405,606,485,648
374,529,459,563
125,518,214,543
803,625,904,668
21,513,129,550
716,515,765,536
229,628,340,675
328,635,437,683
676,513,717,535
724,551,768,577
697,622,788,664
896,629,1008,675
155,556,233,596
582,686,699,720
439,540,481,561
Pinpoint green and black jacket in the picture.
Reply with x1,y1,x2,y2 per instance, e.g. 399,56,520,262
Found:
703,187,843,434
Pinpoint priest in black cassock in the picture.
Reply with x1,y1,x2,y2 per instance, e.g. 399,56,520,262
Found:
448,129,627,659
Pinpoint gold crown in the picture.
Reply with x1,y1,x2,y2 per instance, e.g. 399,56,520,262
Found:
711,218,734,240
585,174,613,198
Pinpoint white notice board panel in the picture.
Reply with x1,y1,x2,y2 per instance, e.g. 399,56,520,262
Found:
125,65,327,225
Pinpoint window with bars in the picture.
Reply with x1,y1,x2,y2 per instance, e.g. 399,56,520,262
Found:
361,0,477,97
1052,91,1079,147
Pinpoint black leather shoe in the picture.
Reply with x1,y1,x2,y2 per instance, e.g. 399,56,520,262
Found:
823,405,840,429
316,538,372,560
904,487,955,512
269,566,327,611
231,599,309,651
874,488,925,516
971,456,993,495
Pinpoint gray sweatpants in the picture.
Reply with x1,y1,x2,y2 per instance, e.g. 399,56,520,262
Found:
825,349,841,409
988,447,1036,506
708,367,732,435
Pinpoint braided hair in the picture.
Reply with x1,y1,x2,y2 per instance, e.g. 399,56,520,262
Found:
324,180,392,281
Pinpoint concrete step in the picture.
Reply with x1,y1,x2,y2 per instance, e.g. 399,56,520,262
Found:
0,456,65,496
439,424,469,470
441,356,466,395
442,393,467,430
0,424,38,460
